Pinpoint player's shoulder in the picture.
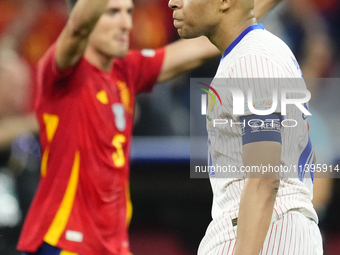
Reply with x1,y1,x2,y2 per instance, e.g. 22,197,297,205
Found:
113,48,164,79
112,50,143,80
119,49,158,63
36,43,61,81
38,42,86,75
218,29,300,78
112,49,152,73
238,28,292,61
37,43,57,69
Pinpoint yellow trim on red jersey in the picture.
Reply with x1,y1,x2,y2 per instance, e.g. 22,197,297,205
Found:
41,147,49,177
125,182,133,227
44,151,80,246
41,114,59,177
43,114,59,142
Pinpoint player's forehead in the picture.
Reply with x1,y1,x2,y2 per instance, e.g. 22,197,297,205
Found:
107,0,134,10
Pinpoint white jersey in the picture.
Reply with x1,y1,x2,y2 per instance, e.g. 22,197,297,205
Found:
199,24,318,254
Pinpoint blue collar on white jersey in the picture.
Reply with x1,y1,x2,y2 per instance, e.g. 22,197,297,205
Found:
221,23,265,61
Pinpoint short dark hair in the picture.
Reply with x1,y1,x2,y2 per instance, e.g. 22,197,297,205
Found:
67,0,78,11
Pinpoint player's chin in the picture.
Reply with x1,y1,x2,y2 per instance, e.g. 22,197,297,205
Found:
177,28,200,39
115,51,128,58
110,47,129,58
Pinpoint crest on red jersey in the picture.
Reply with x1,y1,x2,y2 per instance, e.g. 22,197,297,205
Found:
117,81,133,114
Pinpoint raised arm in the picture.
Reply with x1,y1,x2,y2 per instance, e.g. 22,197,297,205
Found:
56,0,109,70
160,0,282,83
157,36,218,82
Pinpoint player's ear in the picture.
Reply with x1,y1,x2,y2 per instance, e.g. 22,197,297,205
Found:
220,0,233,12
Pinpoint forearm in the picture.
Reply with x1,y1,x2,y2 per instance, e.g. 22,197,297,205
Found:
67,0,109,37
158,36,219,83
56,0,109,69
234,178,279,255
254,0,282,20
0,114,38,149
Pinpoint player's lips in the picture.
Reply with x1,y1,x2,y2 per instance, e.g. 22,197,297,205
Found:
173,19,183,28
172,13,183,23
115,35,129,42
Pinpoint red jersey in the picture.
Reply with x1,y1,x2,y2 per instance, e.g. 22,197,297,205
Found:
17,45,165,254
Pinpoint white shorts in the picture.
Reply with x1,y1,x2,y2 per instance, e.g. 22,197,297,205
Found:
198,210,323,255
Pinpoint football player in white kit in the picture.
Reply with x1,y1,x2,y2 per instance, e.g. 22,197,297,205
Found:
168,0,323,254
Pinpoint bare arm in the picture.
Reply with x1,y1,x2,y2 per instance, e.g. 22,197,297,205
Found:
0,114,39,150
159,0,283,83
157,36,218,83
56,0,109,70
234,141,281,255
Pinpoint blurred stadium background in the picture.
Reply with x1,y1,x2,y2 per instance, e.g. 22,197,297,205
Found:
0,0,340,254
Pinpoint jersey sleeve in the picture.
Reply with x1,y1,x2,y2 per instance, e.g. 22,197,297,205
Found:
124,48,165,94
37,43,82,81
216,54,308,145
217,54,285,120
36,43,82,99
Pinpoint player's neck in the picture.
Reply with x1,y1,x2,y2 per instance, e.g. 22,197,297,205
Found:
84,46,114,72
209,15,256,55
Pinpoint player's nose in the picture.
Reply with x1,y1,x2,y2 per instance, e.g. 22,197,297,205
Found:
168,0,182,10
120,12,132,31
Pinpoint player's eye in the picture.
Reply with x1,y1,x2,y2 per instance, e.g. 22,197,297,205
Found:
107,8,119,16
127,8,134,15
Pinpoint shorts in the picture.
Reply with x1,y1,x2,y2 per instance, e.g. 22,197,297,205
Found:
22,242,78,255
198,210,323,255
